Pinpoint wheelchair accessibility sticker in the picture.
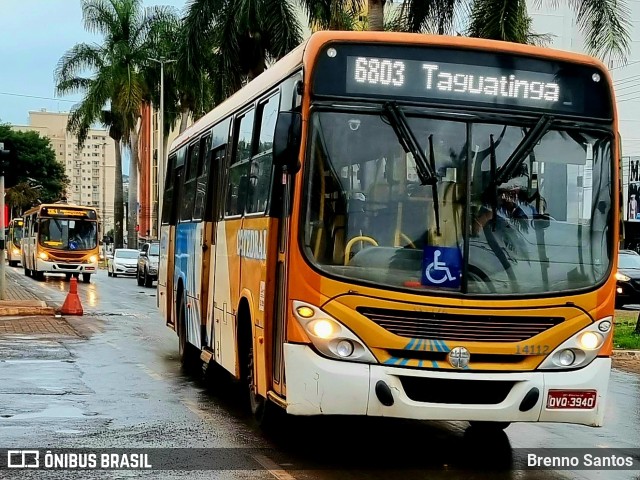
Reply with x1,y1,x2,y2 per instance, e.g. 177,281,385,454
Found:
422,246,462,289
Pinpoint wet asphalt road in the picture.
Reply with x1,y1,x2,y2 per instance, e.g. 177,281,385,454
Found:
1,266,639,479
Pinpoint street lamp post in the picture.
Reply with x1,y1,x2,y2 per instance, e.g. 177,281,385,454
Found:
149,57,175,239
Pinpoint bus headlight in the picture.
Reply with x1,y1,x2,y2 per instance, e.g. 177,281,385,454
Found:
538,317,613,370
578,331,602,350
38,252,49,260
11,248,19,255
89,255,97,263
292,300,378,363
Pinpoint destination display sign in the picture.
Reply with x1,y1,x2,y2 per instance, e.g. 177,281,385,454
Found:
41,207,97,219
311,43,613,119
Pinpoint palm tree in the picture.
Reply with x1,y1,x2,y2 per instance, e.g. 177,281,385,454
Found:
144,10,217,136
467,0,631,63
55,0,173,250
183,0,303,102
303,0,464,34
6,182,40,218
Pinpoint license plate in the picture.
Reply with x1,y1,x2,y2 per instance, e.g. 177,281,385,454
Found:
546,390,597,409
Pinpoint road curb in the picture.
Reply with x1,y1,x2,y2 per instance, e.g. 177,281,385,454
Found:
613,349,640,358
0,300,56,317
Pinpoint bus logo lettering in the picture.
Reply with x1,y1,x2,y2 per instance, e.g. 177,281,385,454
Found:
237,229,267,260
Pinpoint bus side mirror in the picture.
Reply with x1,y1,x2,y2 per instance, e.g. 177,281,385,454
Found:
273,111,301,174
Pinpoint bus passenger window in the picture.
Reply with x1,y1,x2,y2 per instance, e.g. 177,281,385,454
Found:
225,109,255,217
246,94,279,214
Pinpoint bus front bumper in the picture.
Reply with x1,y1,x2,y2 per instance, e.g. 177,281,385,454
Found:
36,259,98,274
283,344,610,427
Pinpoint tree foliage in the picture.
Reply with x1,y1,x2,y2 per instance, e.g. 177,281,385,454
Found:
467,0,631,62
55,0,174,248
0,124,68,212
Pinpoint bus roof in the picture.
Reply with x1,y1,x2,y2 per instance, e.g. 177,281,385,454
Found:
171,30,612,152
23,202,98,217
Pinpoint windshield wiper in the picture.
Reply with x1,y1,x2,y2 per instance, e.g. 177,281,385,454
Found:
493,114,553,186
383,102,437,185
489,133,498,231
428,134,441,236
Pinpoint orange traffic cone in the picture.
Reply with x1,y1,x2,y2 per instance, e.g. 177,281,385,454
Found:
60,276,83,315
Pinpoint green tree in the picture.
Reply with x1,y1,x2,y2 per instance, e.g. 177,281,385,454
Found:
5,183,40,218
467,0,631,62
303,1,463,35
0,125,68,214
183,0,303,102
55,0,172,249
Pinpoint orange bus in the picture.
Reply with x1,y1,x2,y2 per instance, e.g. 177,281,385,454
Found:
7,217,24,267
22,202,99,283
158,31,619,429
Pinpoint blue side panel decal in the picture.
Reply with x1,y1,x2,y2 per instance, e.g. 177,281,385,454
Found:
175,222,201,348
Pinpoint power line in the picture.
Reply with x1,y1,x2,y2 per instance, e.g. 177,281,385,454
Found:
0,91,77,103
610,60,640,72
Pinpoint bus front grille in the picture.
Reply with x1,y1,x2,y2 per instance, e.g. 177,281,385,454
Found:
357,307,563,342
399,377,515,404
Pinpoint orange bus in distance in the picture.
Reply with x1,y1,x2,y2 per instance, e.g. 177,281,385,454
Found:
22,202,99,283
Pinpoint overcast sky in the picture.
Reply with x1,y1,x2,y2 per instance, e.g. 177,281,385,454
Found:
0,0,189,125
0,0,187,172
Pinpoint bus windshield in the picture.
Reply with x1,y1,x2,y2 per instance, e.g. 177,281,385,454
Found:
302,109,612,295
39,218,98,251
11,225,23,247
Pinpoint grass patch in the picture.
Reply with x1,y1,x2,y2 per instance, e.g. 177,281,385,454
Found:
613,310,640,350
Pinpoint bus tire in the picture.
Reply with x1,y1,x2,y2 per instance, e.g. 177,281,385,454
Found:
82,273,91,284
469,421,510,431
239,309,279,429
177,292,200,372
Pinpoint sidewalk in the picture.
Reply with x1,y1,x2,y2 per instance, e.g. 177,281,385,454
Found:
0,266,55,316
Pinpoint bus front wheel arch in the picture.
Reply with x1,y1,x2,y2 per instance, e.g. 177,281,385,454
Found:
237,300,280,428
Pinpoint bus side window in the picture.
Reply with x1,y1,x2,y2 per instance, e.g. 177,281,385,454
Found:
162,154,177,225
193,133,212,221
246,93,279,215
205,146,226,222
225,108,255,217
181,140,201,221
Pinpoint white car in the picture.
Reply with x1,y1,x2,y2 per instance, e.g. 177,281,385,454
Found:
107,248,140,277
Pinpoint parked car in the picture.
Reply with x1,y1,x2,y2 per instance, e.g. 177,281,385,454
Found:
107,248,140,277
137,241,159,287
616,249,640,308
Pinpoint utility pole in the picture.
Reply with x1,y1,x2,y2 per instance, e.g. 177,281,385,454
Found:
0,142,9,300
149,57,175,239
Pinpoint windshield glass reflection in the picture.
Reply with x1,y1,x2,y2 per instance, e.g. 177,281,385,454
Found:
39,218,97,251
301,110,612,296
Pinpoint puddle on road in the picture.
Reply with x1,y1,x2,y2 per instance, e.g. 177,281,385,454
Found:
9,405,93,420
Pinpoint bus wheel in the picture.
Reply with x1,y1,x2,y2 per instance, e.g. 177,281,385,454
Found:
245,339,280,429
82,273,91,284
177,293,200,372
469,421,510,431
65,273,72,281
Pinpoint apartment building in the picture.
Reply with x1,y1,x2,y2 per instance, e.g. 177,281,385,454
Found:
12,110,118,234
